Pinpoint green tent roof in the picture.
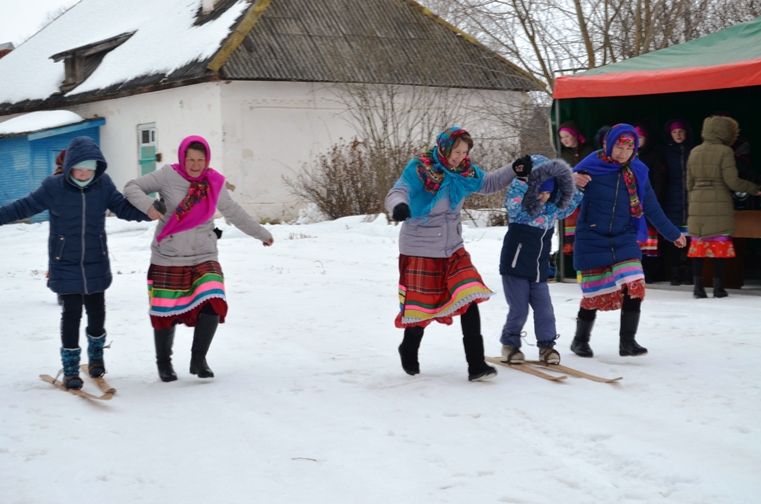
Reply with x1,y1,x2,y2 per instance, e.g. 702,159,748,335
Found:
554,16,761,98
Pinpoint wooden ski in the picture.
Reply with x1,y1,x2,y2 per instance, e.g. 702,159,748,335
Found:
486,357,567,382
524,361,623,383
80,364,117,396
39,374,114,401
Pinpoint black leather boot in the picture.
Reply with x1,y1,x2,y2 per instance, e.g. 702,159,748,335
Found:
570,318,595,357
462,332,497,381
713,260,728,298
692,258,707,298
693,276,707,298
619,310,647,356
154,326,177,382
190,313,218,378
398,326,423,375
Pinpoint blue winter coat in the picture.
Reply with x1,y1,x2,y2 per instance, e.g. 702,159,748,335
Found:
0,136,148,294
500,159,582,282
573,168,680,271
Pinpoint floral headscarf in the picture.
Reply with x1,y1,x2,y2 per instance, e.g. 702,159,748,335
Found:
396,126,485,218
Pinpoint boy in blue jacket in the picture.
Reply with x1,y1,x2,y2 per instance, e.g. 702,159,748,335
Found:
0,136,153,389
499,155,589,364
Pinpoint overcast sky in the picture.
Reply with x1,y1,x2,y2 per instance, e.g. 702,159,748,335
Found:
0,0,78,46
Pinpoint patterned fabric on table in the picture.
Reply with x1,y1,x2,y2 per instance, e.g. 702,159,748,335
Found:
395,248,493,328
147,261,228,329
579,259,646,311
687,235,736,259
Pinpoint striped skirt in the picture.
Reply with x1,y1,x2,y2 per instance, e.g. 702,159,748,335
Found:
395,247,493,328
638,225,659,256
147,261,228,329
579,259,646,311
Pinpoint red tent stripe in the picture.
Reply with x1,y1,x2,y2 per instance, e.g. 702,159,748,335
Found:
553,58,761,99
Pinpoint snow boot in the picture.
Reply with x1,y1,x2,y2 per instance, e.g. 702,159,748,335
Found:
154,326,177,382
538,346,560,365
398,326,423,375
693,276,707,298
190,313,218,378
60,347,83,390
619,310,647,356
463,333,497,382
86,332,107,378
713,261,728,298
500,344,525,364
570,318,594,357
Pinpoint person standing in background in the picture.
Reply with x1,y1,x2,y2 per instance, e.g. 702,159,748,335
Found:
661,119,695,285
686,115,761,298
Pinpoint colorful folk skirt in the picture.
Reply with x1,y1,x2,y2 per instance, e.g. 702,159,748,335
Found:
638,225,659,256
147,261,228,329
687,235,736,259
395,248,493,328
562,208,579,256
579,259,646,311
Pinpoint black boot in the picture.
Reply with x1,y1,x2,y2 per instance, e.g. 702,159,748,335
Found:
619,310,647,356
570,318,595,357
460,303,496,381
462,333,497,381
154,326,177,382
398,327,423,375
190,313,218,378
693,276,707,298
692,258,707,298
713,260,728,298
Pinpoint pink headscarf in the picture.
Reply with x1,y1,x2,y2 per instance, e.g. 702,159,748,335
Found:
156,135,225,243
667,120,687,132
559,126,586,145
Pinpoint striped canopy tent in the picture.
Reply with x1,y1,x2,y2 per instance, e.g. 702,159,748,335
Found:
552,15,761,166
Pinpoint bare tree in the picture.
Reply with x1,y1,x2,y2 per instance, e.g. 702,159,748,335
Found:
419,0,761,92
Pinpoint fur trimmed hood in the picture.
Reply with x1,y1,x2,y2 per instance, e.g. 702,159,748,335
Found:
522,158,574,216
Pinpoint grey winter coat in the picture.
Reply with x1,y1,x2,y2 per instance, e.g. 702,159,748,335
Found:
687,116,760,237
124,165,272,266
385,166,514,258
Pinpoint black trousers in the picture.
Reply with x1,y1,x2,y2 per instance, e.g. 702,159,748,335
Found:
60,292,105,348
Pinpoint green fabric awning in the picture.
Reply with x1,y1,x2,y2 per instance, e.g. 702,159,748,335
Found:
554,16,761,99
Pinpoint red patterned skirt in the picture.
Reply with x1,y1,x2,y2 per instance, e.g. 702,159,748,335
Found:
687,235,736,259
579,259,646,311
147,261,228,330
395,248,493,328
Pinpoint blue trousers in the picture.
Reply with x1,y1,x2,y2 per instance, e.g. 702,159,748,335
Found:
500,275,557,348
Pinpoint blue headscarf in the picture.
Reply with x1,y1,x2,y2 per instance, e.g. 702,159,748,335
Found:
573,123,649,242
398,127,485,218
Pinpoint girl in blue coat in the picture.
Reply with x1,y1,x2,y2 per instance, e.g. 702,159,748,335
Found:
0,136,150,389
570,124,687,358
499,155,588,365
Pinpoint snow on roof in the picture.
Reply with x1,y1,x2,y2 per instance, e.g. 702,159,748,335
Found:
0,0,249,104
0,110,84,135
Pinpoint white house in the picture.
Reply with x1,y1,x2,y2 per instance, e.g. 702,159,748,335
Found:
0,0,542,220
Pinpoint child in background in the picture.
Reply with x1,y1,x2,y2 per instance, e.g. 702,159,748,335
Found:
499,155,589,364
0,136,153,389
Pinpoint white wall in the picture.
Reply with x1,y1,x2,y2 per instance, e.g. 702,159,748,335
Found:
219,81,530,221
69,83,224,194
8,81,531,221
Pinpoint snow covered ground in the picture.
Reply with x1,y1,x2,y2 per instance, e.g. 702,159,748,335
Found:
1,215,759,504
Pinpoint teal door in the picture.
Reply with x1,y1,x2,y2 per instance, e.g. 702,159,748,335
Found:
137,124,157,176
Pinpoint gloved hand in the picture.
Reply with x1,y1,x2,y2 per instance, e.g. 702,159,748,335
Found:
152,199,167,214
512,155,533,178
392,203,411,221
